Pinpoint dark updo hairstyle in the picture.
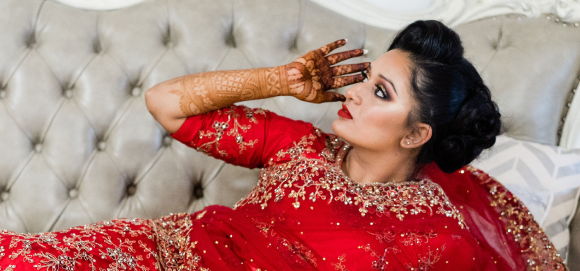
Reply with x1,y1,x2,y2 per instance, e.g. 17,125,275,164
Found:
387,20,502,174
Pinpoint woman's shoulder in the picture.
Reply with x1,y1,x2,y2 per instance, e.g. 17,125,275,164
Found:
264,125,348,167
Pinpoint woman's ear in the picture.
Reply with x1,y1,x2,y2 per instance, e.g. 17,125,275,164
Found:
401,123,432,148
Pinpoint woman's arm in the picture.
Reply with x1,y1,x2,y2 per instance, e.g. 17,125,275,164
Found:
145,39,369,134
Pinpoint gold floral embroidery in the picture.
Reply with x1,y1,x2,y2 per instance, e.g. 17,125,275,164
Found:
235,136,467,229
405,245,446,271
358,243,400,270
279,239,318,268
248,218,318,268
0,218,162,271
320,134,342,162
466,165,568,271
100,237,141,270
367,231,396,244
399,232,438,246
360,231,438,270
331,254,348,271
151,213,211,271
271,133,318,164
0,214,218,271
194,105,266,157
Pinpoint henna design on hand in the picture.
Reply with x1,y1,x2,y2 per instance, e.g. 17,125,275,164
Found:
283,39,370,104
163,39,368,117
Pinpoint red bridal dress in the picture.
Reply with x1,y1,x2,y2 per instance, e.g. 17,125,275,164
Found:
0,105,567,271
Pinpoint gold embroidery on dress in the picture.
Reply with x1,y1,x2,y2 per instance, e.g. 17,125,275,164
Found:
279,239,318,268
235,135,467,230
320,134,342,162
271,133,318,163
405,245,446,271
358,243,400,270
360,230,438,270
367,231,396,244
466,165,568,271
151,213,211,271
399,232,438,246
331,254,348,271
196,210,207,220
0,218,162,271
248,218,318,268
194,105,266,157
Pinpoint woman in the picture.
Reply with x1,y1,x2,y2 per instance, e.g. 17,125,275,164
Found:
0,20,566,271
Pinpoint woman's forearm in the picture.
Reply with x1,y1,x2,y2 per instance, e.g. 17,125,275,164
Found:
145,39,367,134
146,65,296,120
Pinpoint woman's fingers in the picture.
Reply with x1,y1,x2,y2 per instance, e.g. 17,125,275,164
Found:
318,39,347,55
326,49,365,65
322,91,346,103
331,62,370,76
330,73,365,89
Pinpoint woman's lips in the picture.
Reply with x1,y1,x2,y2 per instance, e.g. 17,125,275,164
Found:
338,103,353,119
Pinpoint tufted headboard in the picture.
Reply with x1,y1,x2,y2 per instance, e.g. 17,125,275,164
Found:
1,0,580,266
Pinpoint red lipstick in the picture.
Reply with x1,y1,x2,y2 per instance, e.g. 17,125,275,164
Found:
338,103,353,119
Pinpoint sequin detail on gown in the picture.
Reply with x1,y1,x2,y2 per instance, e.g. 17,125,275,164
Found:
234,133,467,229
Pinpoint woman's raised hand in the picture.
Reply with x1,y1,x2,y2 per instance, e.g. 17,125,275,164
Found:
284,39,370,103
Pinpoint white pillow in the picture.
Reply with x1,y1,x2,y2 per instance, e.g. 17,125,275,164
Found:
470,135,580,262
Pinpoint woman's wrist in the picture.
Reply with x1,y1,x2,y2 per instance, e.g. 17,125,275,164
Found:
150,39,367,119
152,66,294,118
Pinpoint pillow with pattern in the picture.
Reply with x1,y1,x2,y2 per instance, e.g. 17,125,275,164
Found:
470,134,580,262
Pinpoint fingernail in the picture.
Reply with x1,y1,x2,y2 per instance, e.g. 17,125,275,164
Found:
362,49,368,55
344,38,348,43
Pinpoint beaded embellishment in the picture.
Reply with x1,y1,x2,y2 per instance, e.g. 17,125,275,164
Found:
235,133,467,229
0,218,162,271
466,165,568,271
194,105,266,157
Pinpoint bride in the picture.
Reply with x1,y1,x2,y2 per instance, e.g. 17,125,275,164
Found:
0,20,567,271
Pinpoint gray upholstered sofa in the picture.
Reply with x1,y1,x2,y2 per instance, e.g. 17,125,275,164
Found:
1,0,580,269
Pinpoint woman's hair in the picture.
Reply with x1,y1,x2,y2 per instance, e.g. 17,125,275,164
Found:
387,20,502,174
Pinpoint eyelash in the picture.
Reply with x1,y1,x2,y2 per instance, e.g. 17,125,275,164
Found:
362,70,389,100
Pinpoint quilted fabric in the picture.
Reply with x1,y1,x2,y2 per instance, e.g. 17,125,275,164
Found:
0,1,580,257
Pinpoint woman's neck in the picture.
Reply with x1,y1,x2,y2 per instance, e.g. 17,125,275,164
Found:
341,145,418,185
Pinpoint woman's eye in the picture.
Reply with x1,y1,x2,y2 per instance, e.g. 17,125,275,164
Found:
374,84,389,100
362,70,369,82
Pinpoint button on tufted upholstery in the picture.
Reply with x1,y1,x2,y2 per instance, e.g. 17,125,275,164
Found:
1,191,9,202
68,188,78,199
131,87,141,96
97,141,106,151
0,0,579,249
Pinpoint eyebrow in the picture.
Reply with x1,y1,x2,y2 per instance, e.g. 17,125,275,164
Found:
369,65,398,97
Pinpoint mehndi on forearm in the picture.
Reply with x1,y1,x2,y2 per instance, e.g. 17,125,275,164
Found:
160,39,366,117
165,65,298,116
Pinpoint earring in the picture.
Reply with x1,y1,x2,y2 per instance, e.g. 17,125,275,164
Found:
406,142,410,145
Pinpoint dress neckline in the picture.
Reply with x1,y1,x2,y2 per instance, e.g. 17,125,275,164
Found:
334,140,426,188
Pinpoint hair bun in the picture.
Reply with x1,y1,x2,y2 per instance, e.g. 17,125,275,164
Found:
433,135,466,173
388,19,502,175
433,94,502,173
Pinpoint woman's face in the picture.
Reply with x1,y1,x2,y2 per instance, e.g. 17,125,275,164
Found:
332,49,417,153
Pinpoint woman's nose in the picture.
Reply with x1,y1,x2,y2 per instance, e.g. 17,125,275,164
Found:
345,84,362,104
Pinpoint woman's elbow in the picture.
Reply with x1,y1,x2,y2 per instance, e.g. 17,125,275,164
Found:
144,86,187,135
144,87,161,117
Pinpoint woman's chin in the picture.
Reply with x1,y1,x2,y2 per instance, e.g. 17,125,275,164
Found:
331,119,347,138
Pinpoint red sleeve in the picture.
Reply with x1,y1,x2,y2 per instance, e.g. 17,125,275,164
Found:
170,105,315,169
